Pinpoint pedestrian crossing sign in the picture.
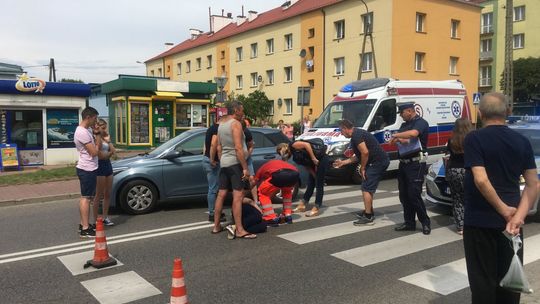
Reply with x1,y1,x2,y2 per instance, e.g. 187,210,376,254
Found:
473,93,481,105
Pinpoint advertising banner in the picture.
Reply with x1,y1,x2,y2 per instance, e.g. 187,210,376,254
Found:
46,109,79,148
0,143,19,170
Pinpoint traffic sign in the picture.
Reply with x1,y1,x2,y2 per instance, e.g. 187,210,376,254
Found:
473,92,481,105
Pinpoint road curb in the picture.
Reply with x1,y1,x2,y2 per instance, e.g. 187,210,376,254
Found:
0,193,80,207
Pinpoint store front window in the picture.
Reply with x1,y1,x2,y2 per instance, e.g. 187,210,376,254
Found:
115,101,127,144
175,103,208,128
130,103,150,144
8,109,44,165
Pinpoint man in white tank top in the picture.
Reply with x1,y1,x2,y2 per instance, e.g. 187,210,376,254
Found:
211,101,256,239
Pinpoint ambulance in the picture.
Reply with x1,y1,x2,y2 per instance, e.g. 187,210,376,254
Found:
297,78,472,183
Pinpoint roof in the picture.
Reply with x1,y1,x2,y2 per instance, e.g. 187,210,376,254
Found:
146,0,482,63
0,62,24,74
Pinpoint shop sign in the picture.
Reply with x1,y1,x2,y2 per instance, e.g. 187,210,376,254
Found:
0,143,20,170
15,73,46,93
46,109,78,148
157,80,188,92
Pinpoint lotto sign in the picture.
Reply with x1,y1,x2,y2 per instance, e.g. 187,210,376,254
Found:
15,73,46,93
0,144,19,168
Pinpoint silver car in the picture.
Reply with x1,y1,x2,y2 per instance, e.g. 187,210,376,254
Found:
425,117,540,220
111,127,302,214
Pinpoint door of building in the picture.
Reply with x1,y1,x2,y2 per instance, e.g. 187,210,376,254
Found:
152,101,173,146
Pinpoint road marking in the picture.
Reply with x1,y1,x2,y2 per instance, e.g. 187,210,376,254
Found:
0,223,213,265
58,251,123,276
81,271,161,304
399,233,540,295
331,226,461,267
325,185,357,191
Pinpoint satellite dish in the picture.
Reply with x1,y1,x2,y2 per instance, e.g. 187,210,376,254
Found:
299,49,306,58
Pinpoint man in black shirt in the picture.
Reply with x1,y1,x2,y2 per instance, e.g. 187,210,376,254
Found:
334,119,390,225
202,117,226,223
463,92,538,304
390,103,431,235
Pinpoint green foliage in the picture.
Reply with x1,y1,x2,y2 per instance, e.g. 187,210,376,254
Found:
230,90,273,124
0,166,76,186
500,57,540,102
60,78,84,83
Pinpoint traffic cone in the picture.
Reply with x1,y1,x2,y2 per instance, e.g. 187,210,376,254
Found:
83,217,117,269
169,258,188,304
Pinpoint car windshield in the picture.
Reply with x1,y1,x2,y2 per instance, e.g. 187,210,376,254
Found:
513,127,540,156
313,100,377,128
148,129,204,156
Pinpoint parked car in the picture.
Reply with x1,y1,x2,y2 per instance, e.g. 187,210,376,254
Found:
111,127,304,214
425,117,540,220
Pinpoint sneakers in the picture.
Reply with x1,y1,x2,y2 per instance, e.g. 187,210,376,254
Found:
353,213,375,226
103,218,115,226
265,217,280,227
78,223,96,232
284,215,293,224
225,225,236,240
79,227,96,238
279,214,293,224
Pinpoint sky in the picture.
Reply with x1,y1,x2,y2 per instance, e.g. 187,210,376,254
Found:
0,0,285,83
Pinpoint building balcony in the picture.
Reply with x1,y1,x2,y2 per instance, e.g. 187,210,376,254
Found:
479,51,493,61
480,25,494,35
479,78,492,87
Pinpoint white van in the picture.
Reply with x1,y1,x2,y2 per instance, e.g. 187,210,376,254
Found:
297,78,472,183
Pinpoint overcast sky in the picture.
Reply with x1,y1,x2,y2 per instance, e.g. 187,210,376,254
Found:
0,0,284,83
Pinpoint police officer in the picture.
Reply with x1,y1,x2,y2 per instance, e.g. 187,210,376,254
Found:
390,103,431,235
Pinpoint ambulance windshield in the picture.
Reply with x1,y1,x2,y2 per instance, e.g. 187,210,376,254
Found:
313,100,377,128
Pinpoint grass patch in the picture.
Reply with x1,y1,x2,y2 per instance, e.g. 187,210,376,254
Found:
0,166,77,186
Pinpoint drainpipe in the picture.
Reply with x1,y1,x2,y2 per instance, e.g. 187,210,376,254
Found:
322,8,326,109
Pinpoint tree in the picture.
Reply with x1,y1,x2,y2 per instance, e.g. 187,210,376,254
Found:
60,78,84,83
500,57,540,103
228,90,272,124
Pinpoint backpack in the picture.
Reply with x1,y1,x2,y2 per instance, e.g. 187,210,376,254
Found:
291,138,327,166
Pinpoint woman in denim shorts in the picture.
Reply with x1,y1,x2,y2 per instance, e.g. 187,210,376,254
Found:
93,119,115,226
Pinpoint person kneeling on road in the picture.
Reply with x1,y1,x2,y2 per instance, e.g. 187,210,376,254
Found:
254,144,300,227
226,196,268,240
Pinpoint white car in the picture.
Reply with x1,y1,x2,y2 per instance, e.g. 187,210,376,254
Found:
425,117,540,220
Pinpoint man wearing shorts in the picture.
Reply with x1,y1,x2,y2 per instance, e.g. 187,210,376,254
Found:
211,101,256,239
74,107,100,238
334,119,389,225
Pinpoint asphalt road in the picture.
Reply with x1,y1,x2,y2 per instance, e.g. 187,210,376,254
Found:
1,178,540,304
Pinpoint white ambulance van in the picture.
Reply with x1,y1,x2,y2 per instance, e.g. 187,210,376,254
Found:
297,78,472,183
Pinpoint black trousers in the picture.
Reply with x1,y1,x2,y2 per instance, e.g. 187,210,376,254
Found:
397,161,429,227
463,226,522,304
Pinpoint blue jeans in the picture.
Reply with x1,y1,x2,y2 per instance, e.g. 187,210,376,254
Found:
303,155,329,208
202,156,220,215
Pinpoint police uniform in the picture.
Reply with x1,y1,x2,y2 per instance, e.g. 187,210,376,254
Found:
395,103,431,234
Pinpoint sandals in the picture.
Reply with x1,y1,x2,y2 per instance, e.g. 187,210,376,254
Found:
235,233,257,239
225,224,256,239
305,207,320,217
293,204,306,213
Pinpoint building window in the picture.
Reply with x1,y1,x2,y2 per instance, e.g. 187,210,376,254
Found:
284,34,293,50
284,98,293,115
480,39,492,53
415,52,425,72
308,28,315,38
335,20,345,39
221,65,226,74
361,52,373,72
308,79,314,88
115,101,127,144
481,12,493,34
250,72,258,87
236,75,243,89
449,57,458,75
236,47,243,61
158,68,162,77
266,38,274,54
206,55,212,69
451,19,460,38
268,100,274,115
284,66,293,82
416,13,426,33
176,104,208,128
177,63,182,75
334,57,345,75
167,65,170,72
266,69,274,85
514,6,525,22
480,66,492,87
186,61,191,73
150,70,154,77
250,43,258,58
513,34,524,49
196,58,201,70
220,50,225,59
362,12,373,34
130,103,150,144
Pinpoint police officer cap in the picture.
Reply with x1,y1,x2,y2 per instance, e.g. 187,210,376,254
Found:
398,103,415,113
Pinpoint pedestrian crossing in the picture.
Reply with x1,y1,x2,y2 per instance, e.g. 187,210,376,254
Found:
275,185,540,297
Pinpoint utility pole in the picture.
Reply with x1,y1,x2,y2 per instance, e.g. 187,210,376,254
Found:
503,0,513,110
48,58,56,82
357,0,377,80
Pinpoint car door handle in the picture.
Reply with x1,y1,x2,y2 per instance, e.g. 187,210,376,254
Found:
264,154,276,159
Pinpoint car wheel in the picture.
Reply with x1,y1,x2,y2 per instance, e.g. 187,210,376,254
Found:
119,180,158,215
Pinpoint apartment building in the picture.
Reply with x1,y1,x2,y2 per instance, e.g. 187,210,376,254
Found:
146,0,481,123
477,0,540,95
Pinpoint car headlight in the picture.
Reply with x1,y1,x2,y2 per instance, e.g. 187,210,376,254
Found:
327,142,350,156
113,166,130,176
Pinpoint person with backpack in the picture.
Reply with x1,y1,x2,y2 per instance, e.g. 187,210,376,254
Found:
284,137,329,217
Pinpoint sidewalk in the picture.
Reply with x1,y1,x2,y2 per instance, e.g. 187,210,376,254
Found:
0,149,143,206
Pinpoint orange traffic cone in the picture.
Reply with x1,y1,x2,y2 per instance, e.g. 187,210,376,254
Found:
169,258,188,304
83,217,117,269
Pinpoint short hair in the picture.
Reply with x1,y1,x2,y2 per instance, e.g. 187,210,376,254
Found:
338,119,354,129
227,101,243,115
479,92,508,120
81,107,98,119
